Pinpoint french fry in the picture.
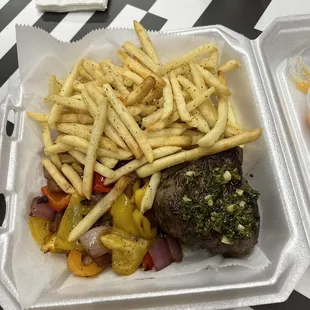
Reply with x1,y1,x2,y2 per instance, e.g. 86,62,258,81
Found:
83,59,104,80
61,59,84,97
104,146,181,185
168,122,191,129
191,133,205,145
97,157,118,169
177,75,217,126
68,176,131,242
182,129,201,137
145,127,185,138
134,115,141,122
73,80,85,92
148,136,192,148
209,50,218,73
137,129,263,177
60,135,128,160
174,63,190,75
42,124,62,169
140,87,163,105
56,123,92,136
42,158,76,194
177,75,200,99
101,62,129,95
45,95,88,112
122,76,156,106
49,74,60,95
189,61,207,92
104,84,153,162
71,162,84,174
104,121,129,151
81,89,98,118
61,164,83,196
136,104,157,117
123,41,160,73
228,100,237,125
79,66,94,81
44,143,73,155
28,112,92,126
152,98,164,108
218,59,240,73
182,90,192,102
127,106,142,117
198,95,228,147
169,71,192,122
140,172,161,214
27,112,49,123
60,113,94,124
141,106,164,128
91,76,115,86
147,87,215,131
68,150,115,179
196,64,231,96
57,124,117,152
83,99,108,199
161,76,174,120
48,59,83,126
57,78,65,86
77,146,132,161
59,154,79,164
107,106,142,158
188,109,210,133
104,62,133,87
160,43,217,76
111,65,144,85
133,20,162,66
116,50,165,88
84,82,104,104
197,57,215,71
71,94,83,100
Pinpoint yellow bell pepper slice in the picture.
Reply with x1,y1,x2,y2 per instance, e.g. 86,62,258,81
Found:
29,216,53,246
132,179,141,194
55,193,84,251
134,182,148,210
67,250,103,277
41,234,66,253
101,231,149,276
132,209,157,240
110,194,140,236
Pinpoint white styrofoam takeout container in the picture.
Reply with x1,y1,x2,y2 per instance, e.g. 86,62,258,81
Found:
1,14,310,310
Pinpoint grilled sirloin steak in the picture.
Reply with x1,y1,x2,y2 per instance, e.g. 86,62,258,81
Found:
153,147,260,257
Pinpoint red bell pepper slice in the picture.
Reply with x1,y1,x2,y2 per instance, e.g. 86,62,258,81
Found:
41,186,71,212
142,252,154,271
92,172,111,193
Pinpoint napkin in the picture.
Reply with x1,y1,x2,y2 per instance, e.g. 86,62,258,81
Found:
35,0,108,12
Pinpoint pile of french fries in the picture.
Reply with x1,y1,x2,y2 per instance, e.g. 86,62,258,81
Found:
27,20,262,241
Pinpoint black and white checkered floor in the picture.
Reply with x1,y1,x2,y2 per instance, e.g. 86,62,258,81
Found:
1,0,310,309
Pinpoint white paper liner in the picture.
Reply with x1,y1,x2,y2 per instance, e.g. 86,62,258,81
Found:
11,25,270,309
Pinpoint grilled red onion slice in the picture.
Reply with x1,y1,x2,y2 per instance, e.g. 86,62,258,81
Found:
81,193,105,206
148,237,173,271
165,235,182,262
79,226,110,258
43,167,52,180
49,211,64,233
47,179,63,193
93,253,112,268
82,254,94,266
29,196,55,220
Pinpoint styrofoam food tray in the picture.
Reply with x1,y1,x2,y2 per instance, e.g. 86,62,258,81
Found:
1,14,310,310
